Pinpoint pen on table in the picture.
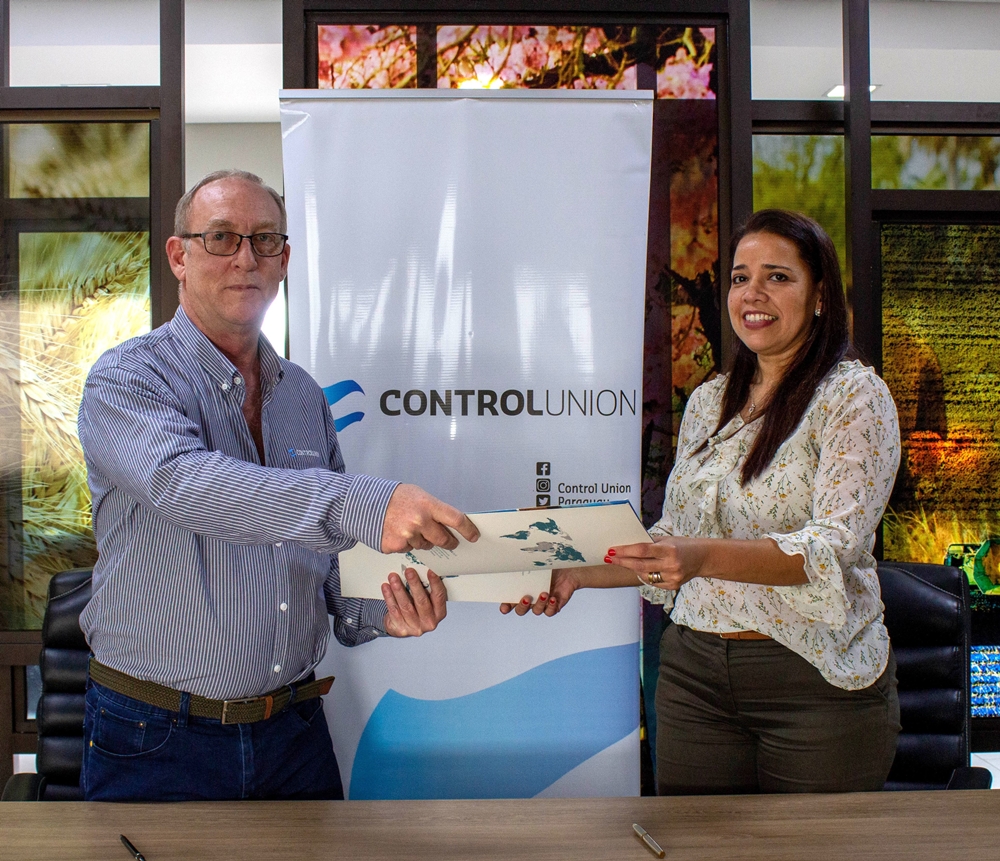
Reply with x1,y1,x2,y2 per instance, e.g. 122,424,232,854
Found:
120,834,146,861
632,823,665,859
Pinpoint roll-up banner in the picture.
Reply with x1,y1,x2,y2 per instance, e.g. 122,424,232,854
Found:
280,89,653,799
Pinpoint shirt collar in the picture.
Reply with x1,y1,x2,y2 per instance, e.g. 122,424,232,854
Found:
257,331,285,390
169,305,285,391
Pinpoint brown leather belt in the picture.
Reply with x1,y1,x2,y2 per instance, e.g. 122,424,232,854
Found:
89,659,334,725
717,630,771,641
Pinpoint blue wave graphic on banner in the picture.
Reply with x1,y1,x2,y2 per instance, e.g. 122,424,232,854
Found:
333,411,364,432
349,642,638,799
323,379,364,405
323,380,365,432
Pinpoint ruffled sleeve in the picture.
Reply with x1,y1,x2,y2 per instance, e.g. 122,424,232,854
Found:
769,366,900,627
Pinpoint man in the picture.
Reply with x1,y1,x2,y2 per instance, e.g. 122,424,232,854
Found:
77,169,479,801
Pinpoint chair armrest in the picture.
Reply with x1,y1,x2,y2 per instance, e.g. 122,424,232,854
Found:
1,772,46,801
945,766,993,790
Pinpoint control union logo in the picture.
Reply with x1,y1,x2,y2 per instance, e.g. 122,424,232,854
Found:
323,379,365,432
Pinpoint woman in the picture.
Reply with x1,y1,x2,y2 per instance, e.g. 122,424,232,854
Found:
504,209,901,795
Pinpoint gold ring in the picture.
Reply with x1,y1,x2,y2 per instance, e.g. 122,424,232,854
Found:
648,572,663,585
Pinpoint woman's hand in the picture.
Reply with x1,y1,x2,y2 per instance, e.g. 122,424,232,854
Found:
382,568,448,637
499,568,582,617
607,536,810,589
604,536,710,590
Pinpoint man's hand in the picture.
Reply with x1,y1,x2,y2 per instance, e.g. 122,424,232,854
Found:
382,568,448,637
380,484,480,554
499,568,582,617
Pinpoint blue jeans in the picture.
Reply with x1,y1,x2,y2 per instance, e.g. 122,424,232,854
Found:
82,678,344,801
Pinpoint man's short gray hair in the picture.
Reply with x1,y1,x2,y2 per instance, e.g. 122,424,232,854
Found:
174,169,287,236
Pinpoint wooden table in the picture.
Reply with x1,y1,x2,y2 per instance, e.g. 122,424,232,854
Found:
3,792,998,860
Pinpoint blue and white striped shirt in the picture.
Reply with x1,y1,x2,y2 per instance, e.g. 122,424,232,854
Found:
78,307,397,700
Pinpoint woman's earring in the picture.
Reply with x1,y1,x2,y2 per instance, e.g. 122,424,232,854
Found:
814,307,822,317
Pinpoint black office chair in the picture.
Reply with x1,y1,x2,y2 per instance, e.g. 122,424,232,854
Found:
2,568,92,801
878,560,992,790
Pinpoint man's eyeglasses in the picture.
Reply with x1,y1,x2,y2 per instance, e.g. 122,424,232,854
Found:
181,231,288,257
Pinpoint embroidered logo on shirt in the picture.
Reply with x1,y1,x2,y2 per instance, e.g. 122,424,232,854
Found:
288,448,321,458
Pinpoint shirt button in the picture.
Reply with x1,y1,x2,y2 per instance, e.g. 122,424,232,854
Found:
220,382,230,392
273,664,281,673
233,375,243,386
279,602,288,612
275,541,282,547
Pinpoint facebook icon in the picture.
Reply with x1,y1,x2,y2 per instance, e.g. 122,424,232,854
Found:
536,462,550,476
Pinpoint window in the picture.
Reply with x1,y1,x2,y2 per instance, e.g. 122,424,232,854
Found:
0,122,151,631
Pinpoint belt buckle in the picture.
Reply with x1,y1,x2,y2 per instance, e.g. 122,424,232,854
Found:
221,694,273,725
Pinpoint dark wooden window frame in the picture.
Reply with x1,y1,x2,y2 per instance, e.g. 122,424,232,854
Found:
751,1,1000,362
0,0,185,789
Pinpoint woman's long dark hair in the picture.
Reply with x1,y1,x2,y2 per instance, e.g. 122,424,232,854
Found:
717,209,853,484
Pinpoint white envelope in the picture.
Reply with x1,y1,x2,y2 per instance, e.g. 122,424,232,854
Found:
339,501,652,602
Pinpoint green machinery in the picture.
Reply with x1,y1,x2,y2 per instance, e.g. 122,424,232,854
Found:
945,537,1000,596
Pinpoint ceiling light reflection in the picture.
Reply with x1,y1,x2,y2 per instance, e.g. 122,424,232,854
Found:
457,75,504,90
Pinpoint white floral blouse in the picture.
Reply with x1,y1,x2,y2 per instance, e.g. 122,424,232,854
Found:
641,360,901,690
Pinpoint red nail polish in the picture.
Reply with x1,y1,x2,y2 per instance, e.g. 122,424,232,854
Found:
549,597,557,605
604,555,612,564
521,597,530,605
607,549,616,557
